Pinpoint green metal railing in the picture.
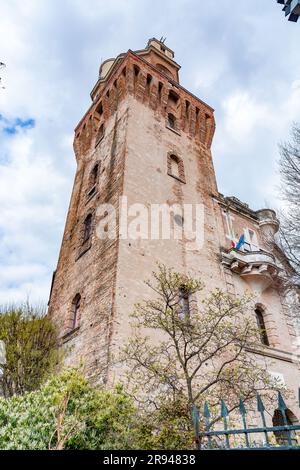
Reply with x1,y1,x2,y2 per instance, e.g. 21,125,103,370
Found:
193,390,300,450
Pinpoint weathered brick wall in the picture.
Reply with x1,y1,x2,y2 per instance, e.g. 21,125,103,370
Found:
48,101,129,385
48,49,218,383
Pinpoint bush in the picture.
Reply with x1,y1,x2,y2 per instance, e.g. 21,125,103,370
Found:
0,304,58,397
0,368,139,450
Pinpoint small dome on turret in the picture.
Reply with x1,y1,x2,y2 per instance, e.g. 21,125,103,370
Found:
99,58,116,79
256,208,280,237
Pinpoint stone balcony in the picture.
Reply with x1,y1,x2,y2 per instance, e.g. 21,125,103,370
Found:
221,248,280,294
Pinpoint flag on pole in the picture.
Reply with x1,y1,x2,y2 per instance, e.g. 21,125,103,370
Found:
236,233,245,250
227,214,236,247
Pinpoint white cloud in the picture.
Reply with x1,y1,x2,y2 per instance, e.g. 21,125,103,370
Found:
222,91,271,141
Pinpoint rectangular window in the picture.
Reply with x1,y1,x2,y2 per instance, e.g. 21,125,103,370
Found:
244,228,259,252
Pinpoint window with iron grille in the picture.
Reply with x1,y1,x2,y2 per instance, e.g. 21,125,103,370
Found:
167,153,186,183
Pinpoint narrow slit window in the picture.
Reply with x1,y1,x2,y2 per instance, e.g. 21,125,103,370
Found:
146,74,152,97
96,123,104,145
71,294,81,330
255,308,269,346
91,164,99,186
179,287,190,319
185,100,190,118
87,163,99,197
83,213,93,244
158,82,163,101
96,102,103,116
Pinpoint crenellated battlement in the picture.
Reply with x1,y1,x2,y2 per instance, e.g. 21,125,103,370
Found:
73,44,215,159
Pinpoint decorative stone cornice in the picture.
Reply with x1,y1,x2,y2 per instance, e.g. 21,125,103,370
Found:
216,194,259,221
245,345,298,364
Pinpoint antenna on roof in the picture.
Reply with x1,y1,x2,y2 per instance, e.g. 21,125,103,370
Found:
159,36,166,44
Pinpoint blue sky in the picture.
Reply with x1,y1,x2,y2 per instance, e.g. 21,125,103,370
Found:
0,115,35,135
0,0,299,304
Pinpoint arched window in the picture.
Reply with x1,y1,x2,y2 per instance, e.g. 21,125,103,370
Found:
185,100,190,119
133,64,140,92
71,294,81,330
96,102,103,116
273,409,298,445
96,123,104,145
156,63,173,78
83,213,93,244
91,163,99,186
76,212,94,260
178,286,190,320
88,163,99,198
167,154,186,183
255,307,269,346
167,113,176,130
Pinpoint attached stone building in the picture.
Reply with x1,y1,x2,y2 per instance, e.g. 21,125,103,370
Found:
48,38,300,424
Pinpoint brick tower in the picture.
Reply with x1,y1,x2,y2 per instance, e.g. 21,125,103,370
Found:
48,39,300,420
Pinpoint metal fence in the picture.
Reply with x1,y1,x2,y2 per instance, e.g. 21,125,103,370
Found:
193,391,300,450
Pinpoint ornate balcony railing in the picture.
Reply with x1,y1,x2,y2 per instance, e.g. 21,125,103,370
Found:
221,248,280,293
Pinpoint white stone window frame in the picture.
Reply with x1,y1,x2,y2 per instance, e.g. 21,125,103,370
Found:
243,227,259,252
222,210,237,244
269,371,285,388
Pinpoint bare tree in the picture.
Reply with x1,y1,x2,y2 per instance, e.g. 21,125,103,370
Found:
122,265,280,448
48,391,84,450
277,123,300,323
